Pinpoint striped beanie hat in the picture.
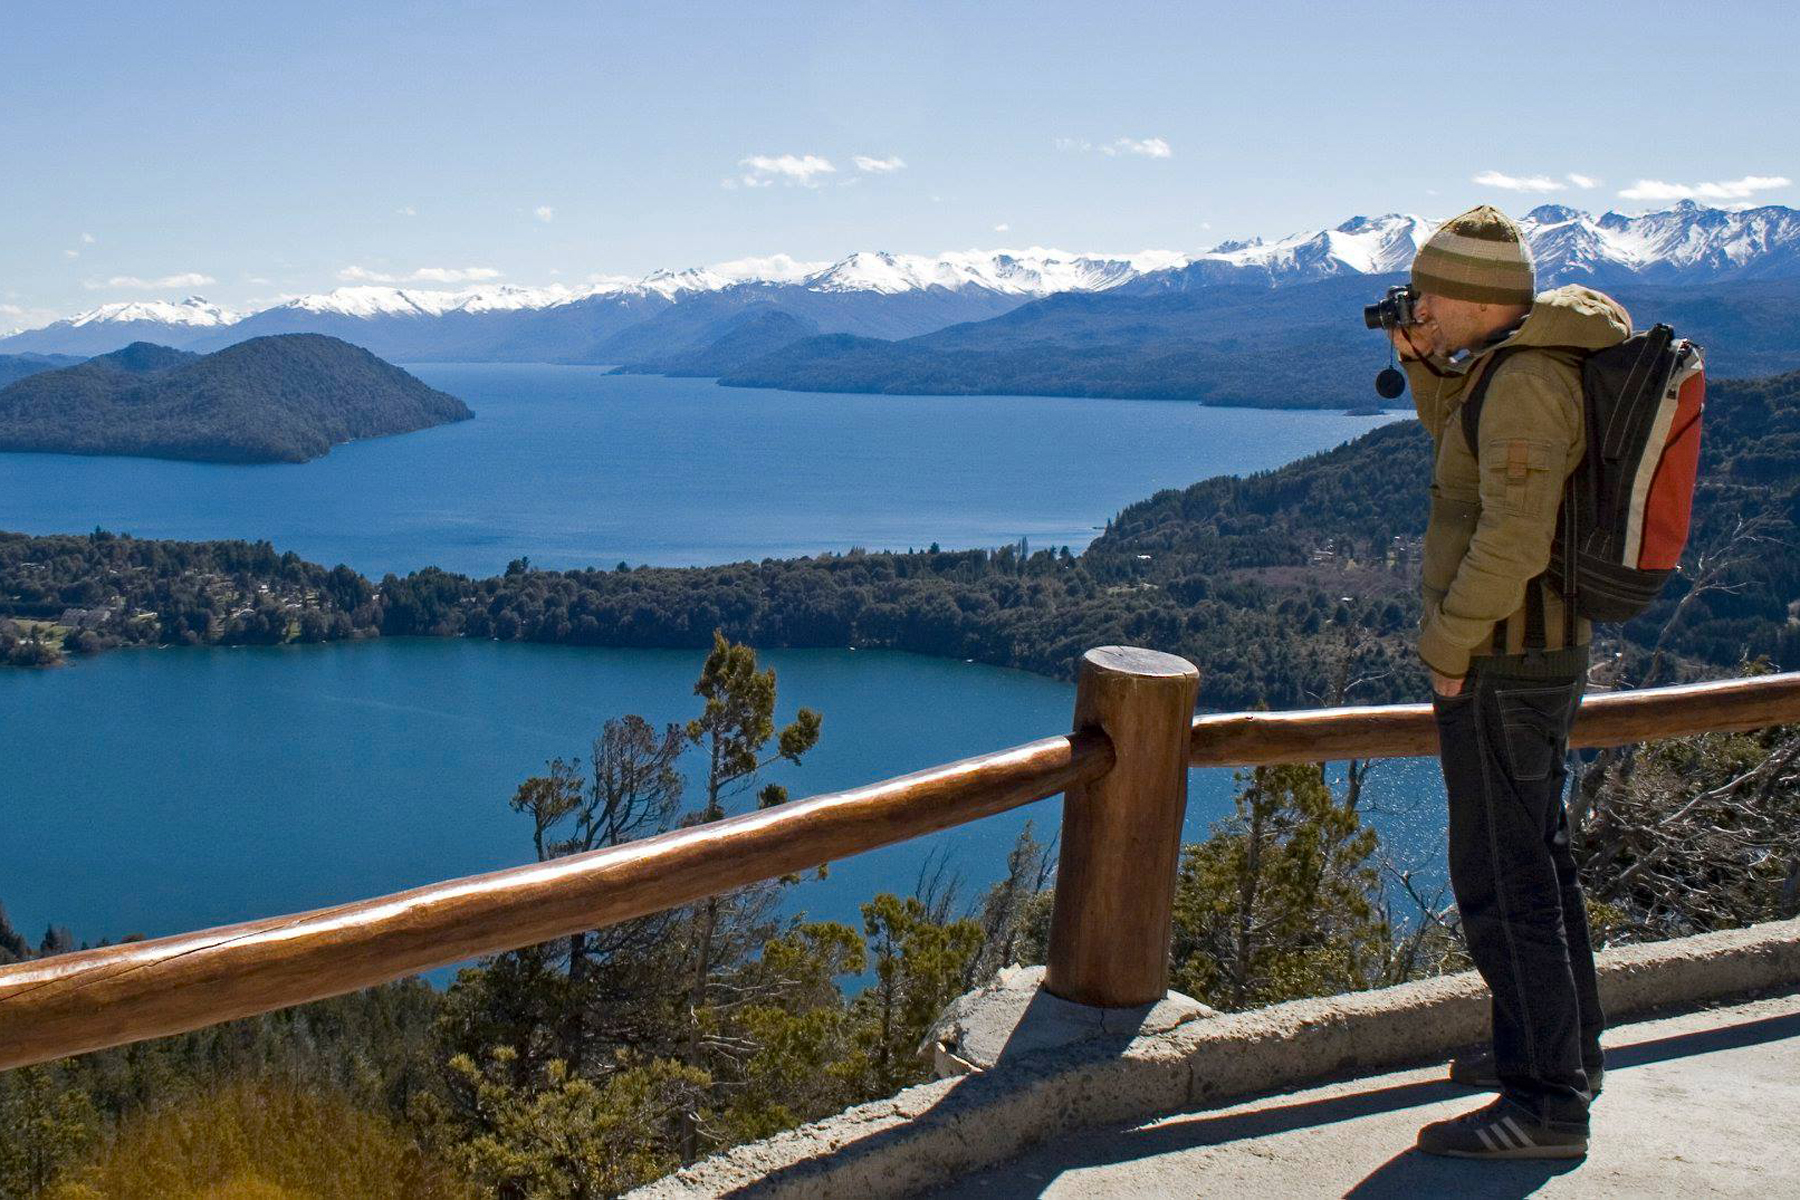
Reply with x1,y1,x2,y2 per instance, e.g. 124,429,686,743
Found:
1411,205,1536,306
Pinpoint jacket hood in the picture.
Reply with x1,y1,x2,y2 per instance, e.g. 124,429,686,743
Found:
1503,284,1632,352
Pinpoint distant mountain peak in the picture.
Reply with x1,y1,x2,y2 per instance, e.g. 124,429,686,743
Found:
5,203,1798,360
1525,204,1582,224
91,341,198,373
1140,203,1800,292
67,295,239,329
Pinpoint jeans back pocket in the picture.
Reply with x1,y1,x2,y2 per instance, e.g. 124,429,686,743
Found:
1493,683,1578,782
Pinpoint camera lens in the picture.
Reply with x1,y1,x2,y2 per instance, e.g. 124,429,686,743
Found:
1362,303,1388,330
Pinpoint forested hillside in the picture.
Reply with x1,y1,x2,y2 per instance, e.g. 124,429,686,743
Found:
7,369,1795,706
0,352,82,387
720,276,1800,407
0,335,471,463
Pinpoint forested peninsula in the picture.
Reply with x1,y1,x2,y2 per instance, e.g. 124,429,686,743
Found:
715,276,1800,407
0,335,471,463
7,366,1796,707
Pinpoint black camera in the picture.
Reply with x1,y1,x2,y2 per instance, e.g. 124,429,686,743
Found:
1363,284,1420,330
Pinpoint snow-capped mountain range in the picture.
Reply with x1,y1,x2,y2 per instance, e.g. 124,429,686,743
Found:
6,202,1798,360
58,295,241,329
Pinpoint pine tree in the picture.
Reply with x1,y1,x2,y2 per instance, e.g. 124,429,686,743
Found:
676,630,821,1156
1169,763,1390,1010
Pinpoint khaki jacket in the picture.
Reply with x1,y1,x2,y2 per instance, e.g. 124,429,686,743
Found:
1401,285,1632,678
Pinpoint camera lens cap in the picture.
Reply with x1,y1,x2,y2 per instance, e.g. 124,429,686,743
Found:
1375,367,1406,400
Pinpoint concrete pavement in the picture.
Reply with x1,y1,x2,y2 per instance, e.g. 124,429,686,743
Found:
932,989,1800,1198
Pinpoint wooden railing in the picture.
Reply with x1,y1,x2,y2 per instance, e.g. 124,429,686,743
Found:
3,649,1797,1072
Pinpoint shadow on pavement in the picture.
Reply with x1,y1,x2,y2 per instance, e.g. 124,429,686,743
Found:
1604,1007,1800,1071
736,1001,1800,1198
1344,1149,1583,1198
897,1078,1474,1198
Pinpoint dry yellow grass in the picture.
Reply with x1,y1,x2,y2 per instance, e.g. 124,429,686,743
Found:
44,1080,476,1200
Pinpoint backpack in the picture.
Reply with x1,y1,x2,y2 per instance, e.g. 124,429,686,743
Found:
1461,323,1706,630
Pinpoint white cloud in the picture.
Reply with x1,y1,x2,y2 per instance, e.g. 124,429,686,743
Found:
534,205,556,223
1473,170,1563,193
1618,174,1791,201
735,154,837,188
1473,170,1604,193
85,272,216,290
80,232,96,244
1104,136,1171,159
63,249,80,259
1060,136,1172,159
993,223,1010,232
705,253,830,283
0,301,58,333
337,265,503,284
852,154,906,173
413,266,501,283
396,205,418,217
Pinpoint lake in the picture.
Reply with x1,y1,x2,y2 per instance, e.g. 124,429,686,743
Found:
0,365,1404,578
0,367,1442,967
0,639,1448,958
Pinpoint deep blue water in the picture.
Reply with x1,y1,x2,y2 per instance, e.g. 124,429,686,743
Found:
0,365,1403,578
0,640,1447,958
0,368,1444,967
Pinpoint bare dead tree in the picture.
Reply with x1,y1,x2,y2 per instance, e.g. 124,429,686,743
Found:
1313,605,1389,815
1575,513,1787,850
965,821,1058,987
1379,864,1468,986
1638,513,1783,689
1579,714,1800,942
911,843,963,926
507,714,688,1070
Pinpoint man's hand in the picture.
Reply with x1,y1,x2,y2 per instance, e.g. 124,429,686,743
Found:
1432,671,1465,697
1390,322,1433,362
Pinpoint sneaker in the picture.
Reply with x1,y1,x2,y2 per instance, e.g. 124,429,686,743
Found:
1417,1099,1588,1160
1449,1048,1604,1095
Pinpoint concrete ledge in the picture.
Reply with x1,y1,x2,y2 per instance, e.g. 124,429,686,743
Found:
629,917,1800,1199
927,963,1216,1076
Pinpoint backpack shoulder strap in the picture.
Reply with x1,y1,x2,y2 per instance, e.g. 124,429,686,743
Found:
1456,344,1586,650
1457,346,1524,460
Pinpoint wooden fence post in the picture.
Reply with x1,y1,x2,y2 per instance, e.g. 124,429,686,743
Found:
1045,645,1200,1008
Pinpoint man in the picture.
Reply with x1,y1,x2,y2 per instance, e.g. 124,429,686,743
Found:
1391,205,1630,1159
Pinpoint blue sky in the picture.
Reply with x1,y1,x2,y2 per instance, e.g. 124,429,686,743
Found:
4,0,1796,323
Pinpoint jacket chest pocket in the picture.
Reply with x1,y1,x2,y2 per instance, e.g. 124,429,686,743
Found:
1485,438,1557,518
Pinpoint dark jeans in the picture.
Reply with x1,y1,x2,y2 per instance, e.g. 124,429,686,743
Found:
1432,657,1603,1127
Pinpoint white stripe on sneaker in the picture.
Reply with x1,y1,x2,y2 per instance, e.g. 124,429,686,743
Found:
1500,1115,1532,1148
1477,1126,1502,1152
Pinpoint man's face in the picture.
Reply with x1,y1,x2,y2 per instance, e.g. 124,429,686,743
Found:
1411,292,1523,356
